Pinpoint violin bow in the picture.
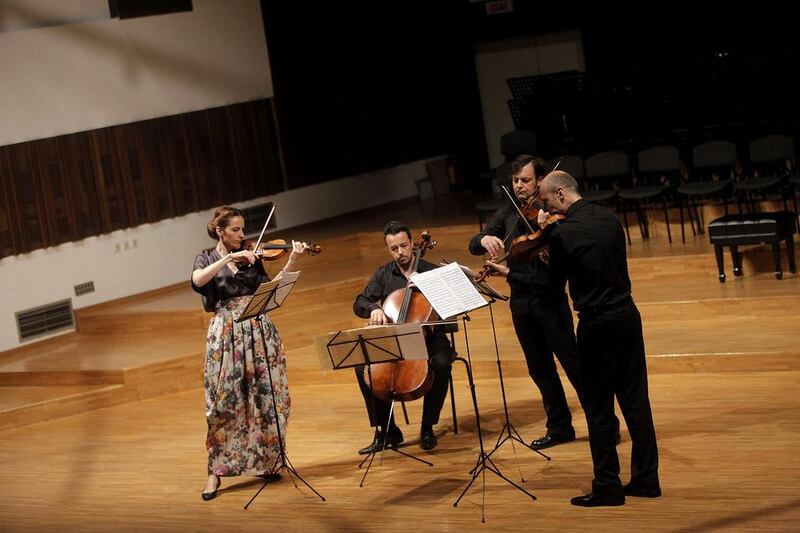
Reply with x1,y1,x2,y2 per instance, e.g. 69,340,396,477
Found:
252,204,276,250
501,185,537,234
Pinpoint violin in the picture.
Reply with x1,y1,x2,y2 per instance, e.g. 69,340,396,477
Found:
364,231,436,402
473,213,565,282
230,239,321,269
246,239,321,260
230,204,320,267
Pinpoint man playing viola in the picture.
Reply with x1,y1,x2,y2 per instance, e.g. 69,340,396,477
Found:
352,221,455,454
469,154,619,450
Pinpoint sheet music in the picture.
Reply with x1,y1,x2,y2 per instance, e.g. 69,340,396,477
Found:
410,262,488,319
441,261,508,301
315,323,427,370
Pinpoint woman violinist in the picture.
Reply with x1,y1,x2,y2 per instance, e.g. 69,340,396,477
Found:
352,221,455,453
191,206,312,500
468,155,619,451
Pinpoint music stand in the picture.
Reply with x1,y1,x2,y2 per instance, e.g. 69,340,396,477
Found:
323,324,433,487
441,261,549,477
237,275,326,508
474,300,551,478
449,308,537,523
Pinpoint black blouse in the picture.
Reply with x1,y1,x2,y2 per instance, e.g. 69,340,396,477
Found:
191,249,270,312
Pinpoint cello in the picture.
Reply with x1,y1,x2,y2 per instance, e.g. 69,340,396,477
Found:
364,232,437,402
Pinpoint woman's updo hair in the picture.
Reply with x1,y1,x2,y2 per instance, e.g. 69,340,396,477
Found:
207,206,245,240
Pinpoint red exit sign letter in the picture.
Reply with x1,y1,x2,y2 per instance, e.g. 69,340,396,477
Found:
486,0,514,15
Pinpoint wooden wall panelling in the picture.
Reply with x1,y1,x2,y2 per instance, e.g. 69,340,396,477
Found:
90,128,130,233
159,115,198,215
249,99,283,197
0,146,20,257
265,100,286,194
1,99,280,258
184,110,221,210
6,143,47,252
225,103,255,200
205,107,240,204
129,120,168,223
58,133,103,240
114,123,148,227
31,137,75,245
244,101,267,198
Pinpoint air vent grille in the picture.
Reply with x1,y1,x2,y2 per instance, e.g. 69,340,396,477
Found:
74,281,95,296
16,300,74,342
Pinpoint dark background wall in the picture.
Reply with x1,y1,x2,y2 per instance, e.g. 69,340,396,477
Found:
469,8,799,156
261,1,488,189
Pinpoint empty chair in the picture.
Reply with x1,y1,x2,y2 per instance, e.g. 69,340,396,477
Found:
618,146,681,243
736,135,796,213
791,175,800,223
677,140,738,239
545,155,584,180
583,150,627,212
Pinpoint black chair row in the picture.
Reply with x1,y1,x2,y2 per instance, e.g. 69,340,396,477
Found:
545,134,798,244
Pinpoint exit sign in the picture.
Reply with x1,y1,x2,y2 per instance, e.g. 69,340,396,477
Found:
486,0,514,15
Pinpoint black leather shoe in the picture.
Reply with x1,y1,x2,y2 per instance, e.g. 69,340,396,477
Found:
530,432,575,450
570,492,625,507
258,473,282,482
419,426,438,451
358,429,404,455
623,482,661,498
201,477,221,501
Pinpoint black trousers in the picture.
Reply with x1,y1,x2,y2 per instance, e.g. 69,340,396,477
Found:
577,304,659,495
355,333,453,428
510,292,581,437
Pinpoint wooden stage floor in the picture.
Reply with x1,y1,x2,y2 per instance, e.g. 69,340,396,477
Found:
1,194,799,531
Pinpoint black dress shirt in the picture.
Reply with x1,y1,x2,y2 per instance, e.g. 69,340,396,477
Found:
353,258,457,337
468,203,565,299
548,199,633,314
353,258,441,318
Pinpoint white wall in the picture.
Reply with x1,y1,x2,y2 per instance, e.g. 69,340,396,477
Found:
0,0,272,146
0,156,441,352
474,32,585,168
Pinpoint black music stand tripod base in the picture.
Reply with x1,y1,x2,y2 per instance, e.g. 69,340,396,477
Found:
451,313,536,522
475,301,550,480
240,292,325,508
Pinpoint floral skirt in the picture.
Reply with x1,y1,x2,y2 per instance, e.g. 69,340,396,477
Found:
204,296,290,477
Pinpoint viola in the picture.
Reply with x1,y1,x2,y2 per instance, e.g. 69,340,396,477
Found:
473,214,565,283
364,232,437,402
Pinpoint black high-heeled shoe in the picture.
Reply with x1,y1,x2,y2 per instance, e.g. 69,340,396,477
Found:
201,476,222,501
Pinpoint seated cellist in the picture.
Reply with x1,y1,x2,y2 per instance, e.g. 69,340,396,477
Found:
352,221,455,453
